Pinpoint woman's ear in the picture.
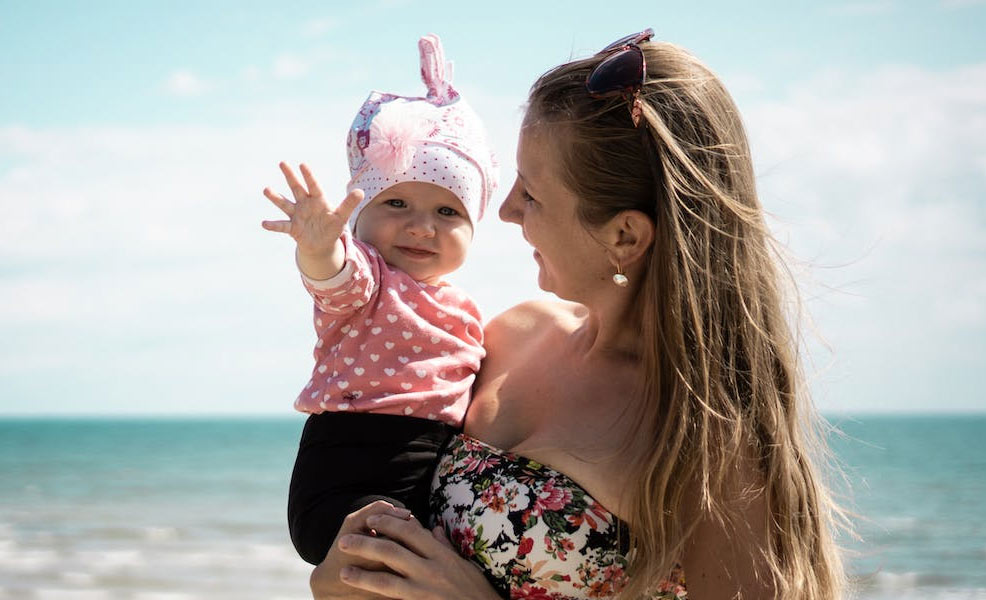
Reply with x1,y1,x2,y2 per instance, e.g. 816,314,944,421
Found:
600,210,655,268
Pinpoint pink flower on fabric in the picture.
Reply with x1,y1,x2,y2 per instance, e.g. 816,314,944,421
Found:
364,106,435,174
533,478,573,514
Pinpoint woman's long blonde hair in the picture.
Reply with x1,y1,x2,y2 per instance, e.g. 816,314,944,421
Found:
526,41,847,599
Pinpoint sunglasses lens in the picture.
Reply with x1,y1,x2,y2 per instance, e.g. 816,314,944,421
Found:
586,47,644,96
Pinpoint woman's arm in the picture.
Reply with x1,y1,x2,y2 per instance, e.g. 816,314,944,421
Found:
681,459,776,599
331,514,503,600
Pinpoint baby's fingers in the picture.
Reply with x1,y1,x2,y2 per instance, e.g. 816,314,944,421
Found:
299,163,325,199
278,161,309,200
335,188,365,221
261,219,292,234
263,188,295,216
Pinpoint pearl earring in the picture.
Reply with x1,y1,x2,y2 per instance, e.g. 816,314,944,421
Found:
612,263,629,287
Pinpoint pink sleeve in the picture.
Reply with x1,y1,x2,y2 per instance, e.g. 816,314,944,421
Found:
299,231,380,317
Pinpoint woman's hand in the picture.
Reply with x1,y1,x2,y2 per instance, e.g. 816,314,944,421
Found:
309,501,411,600
336,513,503,600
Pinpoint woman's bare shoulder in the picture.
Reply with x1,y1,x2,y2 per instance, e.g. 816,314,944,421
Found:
484,300,581,341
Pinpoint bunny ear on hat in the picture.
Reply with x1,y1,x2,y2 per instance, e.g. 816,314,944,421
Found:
419,33,459,105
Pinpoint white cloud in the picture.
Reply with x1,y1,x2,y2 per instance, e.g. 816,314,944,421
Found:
303,17,339,38
164,70,211,97
272,55,310,80
743,62,986,411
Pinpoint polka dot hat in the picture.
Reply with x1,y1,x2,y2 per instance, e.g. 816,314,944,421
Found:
345,34,498,229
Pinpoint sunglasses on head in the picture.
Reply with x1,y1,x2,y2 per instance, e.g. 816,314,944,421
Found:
585,28,654,126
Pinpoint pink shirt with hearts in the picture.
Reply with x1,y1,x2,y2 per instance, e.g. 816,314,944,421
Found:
293,231,484,426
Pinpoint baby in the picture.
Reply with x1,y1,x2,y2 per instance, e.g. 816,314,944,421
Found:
261,34,497,565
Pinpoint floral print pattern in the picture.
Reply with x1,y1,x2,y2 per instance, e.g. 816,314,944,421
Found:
430,434,687,599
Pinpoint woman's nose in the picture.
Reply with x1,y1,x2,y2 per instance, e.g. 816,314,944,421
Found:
499,181,523,224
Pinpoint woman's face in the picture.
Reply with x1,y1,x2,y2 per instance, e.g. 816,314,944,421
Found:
499,124,610,301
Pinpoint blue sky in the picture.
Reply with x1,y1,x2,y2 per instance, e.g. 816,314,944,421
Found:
1,0,984,415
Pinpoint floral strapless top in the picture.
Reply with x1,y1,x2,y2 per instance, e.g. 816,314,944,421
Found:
430,434,687,599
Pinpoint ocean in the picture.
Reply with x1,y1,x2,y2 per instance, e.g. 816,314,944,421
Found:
0,415,983,599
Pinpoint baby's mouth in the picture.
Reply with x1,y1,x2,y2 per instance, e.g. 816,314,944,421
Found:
396,246,437,258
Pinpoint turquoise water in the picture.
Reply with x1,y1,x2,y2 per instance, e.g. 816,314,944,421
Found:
829,415,986,598
0,415,984,599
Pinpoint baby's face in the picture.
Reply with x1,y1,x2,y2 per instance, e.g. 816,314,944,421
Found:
354,182,473,285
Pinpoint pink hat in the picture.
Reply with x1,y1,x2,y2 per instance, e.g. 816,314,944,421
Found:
345,34,498,229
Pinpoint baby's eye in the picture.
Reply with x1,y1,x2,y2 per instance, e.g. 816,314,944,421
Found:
437,206,460,217
385,198,407,208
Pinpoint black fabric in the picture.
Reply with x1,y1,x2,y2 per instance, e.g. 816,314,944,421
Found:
287,411,456,565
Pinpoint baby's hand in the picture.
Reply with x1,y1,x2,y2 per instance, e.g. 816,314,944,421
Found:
262,162,363,258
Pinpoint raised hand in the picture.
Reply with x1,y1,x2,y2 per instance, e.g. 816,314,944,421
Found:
262,162,364,279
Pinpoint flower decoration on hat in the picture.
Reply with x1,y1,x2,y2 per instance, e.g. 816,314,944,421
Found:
363,105,436,176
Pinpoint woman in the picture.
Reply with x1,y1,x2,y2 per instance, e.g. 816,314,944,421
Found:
310,30,846,600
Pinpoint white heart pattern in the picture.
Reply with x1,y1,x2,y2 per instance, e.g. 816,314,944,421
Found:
318,365,327,374
354,367,365,376
338,402,349,410
384,342,395,349
401,383,413,391
370,354,380,362
371,327,382,335
407,301,417,310
398,356,409,364
436,311,446,319
386,314,398,323
430,336,440,344
340,325,351,334
337,380,349,390
403,405,414,414
348,330,358,338
343,357,355,366
412,346,422,354
415,369,427,378
399,282,408,292
384,368,396,376
402,331,413,339
370,381,380,387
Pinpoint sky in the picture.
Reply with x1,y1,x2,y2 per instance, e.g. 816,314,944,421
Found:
1,0,984,415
